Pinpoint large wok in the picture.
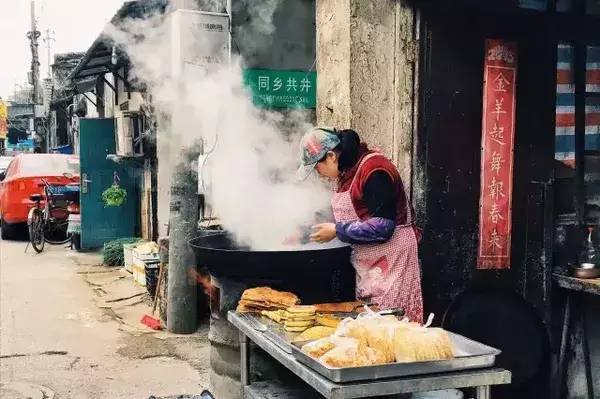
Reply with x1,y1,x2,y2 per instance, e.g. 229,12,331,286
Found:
189,230,355,304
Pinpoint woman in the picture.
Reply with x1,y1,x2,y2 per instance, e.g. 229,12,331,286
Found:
297,127,423,324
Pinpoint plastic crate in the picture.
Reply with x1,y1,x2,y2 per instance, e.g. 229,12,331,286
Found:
132,252,160,286
123,243,137,273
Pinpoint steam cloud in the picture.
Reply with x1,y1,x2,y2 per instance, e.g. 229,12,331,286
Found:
106,1,333,250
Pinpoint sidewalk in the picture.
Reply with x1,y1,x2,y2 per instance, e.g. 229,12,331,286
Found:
0,240,210,399
69,250,211,370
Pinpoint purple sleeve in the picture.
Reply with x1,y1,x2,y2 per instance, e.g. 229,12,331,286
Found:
335,217,396,244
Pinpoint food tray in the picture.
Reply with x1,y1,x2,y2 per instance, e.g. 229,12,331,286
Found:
291,332,501,382
246,313,362,354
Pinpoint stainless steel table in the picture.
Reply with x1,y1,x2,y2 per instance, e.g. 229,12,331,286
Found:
228,311,511,399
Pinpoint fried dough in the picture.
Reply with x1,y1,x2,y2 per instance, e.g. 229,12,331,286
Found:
301,337,336,358
293,326,336,342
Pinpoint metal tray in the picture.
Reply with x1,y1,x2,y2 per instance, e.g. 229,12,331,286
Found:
291,332,501,383
251,313,364,355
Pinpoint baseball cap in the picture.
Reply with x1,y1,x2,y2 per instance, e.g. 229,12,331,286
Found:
296,127,341,181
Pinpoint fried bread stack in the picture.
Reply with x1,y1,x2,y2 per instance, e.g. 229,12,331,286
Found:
284,305,316,332
236,287,300,313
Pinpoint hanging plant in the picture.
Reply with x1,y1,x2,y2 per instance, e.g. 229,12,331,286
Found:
102,171,127,207
102,185,127,207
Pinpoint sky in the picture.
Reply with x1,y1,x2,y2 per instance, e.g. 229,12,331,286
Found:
0,0,127,99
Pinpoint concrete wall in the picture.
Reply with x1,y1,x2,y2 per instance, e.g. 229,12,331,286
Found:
231,0,316,126
232,0,315,71
316,0,416,190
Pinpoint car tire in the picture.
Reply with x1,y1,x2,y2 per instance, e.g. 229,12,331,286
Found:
0,219,17,240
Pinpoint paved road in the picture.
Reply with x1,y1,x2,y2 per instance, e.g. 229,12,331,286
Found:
0,238,208,399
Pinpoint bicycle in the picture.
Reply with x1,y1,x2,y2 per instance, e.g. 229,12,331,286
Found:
27,175,79,253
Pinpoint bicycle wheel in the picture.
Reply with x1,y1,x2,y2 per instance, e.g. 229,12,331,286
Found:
28,209,45,253
45,220,71,245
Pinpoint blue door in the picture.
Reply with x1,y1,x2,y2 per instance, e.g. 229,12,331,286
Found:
79,118,137,249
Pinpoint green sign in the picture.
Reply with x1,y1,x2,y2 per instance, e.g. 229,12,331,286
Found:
243,69,316,109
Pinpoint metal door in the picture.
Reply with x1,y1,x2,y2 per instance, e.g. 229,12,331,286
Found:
79,118,136,249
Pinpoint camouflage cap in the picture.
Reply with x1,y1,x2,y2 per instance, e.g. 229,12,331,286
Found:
296,127,341,181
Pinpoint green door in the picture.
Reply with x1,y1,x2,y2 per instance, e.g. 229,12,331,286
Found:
79,118,137,249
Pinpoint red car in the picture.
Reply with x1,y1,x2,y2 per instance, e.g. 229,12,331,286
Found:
0,154,80,239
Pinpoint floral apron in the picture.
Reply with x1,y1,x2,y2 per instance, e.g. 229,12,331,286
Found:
331,153,424,324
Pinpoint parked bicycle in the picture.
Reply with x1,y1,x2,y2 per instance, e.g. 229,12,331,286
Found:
27,174,80,253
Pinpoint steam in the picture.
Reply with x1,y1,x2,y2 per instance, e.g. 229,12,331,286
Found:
106,1,332,249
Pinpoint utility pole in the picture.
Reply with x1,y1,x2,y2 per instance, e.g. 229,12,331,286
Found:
43,29,55,79
167,145,201,334
27,0,41,105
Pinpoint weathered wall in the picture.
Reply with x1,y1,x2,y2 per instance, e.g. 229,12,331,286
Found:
316,0,416,188
232,0,315,71
232,0,317,125
316,0,351,129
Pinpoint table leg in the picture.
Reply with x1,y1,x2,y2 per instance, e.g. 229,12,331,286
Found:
555,292,572,399
475,386,490,399
579,296,595,399
240,331,250,386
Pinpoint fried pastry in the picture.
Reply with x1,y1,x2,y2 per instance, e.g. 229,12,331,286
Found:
301,337,336,358
293,326,335,342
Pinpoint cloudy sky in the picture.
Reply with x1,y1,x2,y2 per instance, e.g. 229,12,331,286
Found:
0,0,127,99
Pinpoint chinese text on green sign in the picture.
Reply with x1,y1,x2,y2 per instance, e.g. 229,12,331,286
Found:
243,69,316,109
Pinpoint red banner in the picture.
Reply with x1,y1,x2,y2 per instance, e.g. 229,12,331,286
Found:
478,39,517,269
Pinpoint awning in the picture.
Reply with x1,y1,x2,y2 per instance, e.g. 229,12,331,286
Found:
66,0,169,87
66,36,114,83
72,77,97,94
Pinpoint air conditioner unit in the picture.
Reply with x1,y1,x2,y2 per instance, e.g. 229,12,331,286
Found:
115,112,144,157
119,92,145,113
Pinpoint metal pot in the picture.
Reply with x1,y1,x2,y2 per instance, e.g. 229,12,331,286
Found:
189,230,355,304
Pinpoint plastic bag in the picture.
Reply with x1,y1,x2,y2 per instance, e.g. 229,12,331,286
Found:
301,336,336,358
335,307,409,364
393,325,454,363
318,336,371,368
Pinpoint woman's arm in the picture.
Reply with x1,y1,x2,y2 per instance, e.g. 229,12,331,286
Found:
336,171,397,244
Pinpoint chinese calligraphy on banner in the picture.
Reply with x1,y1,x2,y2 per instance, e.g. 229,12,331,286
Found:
478,39,517,269
243,69,316,109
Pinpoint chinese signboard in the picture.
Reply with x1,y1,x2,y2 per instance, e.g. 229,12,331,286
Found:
243,69,316,109
0,100,7,139
478,39,517,269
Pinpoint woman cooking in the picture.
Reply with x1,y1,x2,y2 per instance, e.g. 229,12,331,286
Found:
297,127,423,324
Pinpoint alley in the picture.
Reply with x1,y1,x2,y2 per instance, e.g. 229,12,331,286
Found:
0,239,209,399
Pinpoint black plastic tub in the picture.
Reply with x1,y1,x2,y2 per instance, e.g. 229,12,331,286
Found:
189,230,355,304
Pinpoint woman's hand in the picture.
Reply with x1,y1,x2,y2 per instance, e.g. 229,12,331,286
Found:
310,223,337,243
